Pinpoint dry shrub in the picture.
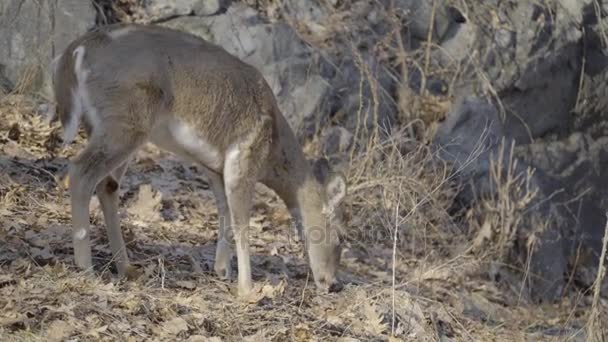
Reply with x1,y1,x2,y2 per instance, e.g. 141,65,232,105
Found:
12,64,42,95
344,126,460,255
108,0,146,23
466,139,539,259
586,213,608,341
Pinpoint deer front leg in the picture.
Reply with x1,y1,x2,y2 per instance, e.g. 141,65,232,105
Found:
207,172,233,280
224,150,260,296
224,184,253,296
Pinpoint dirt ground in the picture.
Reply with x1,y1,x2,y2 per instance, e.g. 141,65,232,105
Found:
0,94,605,341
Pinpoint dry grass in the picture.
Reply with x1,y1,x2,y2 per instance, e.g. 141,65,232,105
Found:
1,0,607,340
0,90,602,341
586,213,608,341
466,139,538,259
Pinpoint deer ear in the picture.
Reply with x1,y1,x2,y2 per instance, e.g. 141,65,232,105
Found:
326,173,346,210
312,157,330,184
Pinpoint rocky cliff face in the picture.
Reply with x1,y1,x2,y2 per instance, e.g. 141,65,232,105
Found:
1,0,607,302
0,0,96,95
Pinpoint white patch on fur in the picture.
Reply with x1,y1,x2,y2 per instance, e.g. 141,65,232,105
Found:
151,119,223,172
325,175,347,210
73,228,88,240
108,26,135,39
63,45,99,144
224,145,242,189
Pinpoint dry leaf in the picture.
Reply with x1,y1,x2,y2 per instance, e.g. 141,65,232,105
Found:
128,184,162,221
243,329,268,341
187,335,215,342
243,280,286,303
47,320,73,342
363,302,387,335
0,313,27,327
293,323,314,342
162,316,189,335
176,280,197,290
471,219,493,252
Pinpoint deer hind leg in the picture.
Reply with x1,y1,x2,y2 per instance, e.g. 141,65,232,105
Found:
207,172,234,280
69,135,143,272
223,119,272,296
96,160,131,276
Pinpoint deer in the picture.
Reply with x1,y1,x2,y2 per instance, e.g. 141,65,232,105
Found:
50,23,347,296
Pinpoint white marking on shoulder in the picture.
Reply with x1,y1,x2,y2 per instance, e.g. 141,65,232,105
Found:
73,228,88,240
167,119,223,171
63,45,100,144
108,26,136,39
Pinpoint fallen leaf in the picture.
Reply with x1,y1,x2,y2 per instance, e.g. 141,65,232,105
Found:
363,302,387,335
244,329,268,341
187,335,213,342
293,323,313,342
162,316,189,335
47,320,73,342
176,280,197,290
0,313,27,327
471,218,493,252
128,184,162,221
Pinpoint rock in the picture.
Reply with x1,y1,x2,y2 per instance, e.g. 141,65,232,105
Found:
0,0,95,95
434,97,504,182
0,65,12,94
322,126,353,158
331,54,397,138
281,0,328,36
433,96,606,303
161,4,331,139
193,0,224,16
434,17,477,72
395,0,455,42
427,1,596,143
142,0,225,21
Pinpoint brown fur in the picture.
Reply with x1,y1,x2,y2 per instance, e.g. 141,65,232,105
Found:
53,23,347,296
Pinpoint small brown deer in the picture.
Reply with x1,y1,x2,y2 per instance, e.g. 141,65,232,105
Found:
51,23,347,296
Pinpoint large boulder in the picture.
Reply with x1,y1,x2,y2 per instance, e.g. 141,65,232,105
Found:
434,97,606,302
141,0,227,21
394,0,457,42
424,0,600,143
161,3,331,139
0,0,96,95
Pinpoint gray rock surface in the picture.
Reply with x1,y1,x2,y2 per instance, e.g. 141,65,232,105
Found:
161,4,331,138
0,0,95,95
142,0,224,21
434,96,605,302
394,0,455,42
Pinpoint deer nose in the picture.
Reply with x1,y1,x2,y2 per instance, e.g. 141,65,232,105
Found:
328,280,343,293
316,275,343,294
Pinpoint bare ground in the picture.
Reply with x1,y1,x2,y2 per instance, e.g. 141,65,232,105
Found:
0,94,604,341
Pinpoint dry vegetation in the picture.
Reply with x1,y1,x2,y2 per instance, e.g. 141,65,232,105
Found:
0,94,604,340
1,0,608,340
